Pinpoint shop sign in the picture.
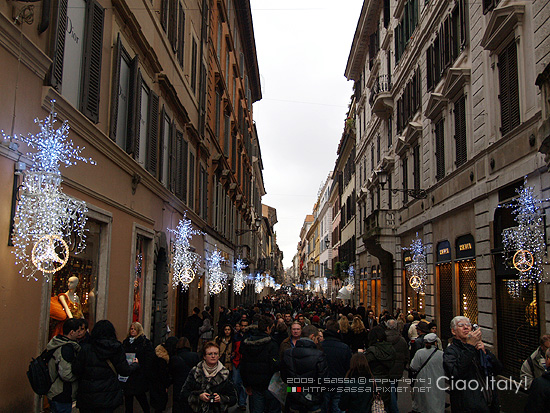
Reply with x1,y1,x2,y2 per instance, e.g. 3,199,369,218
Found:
436,240,452,263
456,234,475,260
403,250,412,264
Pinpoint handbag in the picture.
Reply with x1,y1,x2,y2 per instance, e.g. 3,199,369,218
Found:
49,296,67,321
369,371,385,413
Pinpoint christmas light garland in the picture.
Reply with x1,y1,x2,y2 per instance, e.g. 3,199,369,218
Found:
346,265,355,291
168,215,203,290
206,248,227,295
233,259,246,295
404,234,428,294
3,101,95,280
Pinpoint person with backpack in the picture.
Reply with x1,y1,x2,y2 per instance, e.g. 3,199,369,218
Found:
46,318,83,413
521,334,550,390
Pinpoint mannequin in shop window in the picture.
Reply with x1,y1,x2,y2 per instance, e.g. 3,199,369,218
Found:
51,276,84,337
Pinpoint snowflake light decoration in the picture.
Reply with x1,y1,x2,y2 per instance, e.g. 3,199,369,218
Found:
403,233,428,293
168,216,203,290
321,277,328,294
501,178,549,286
206,248,227,295
3,100,95,280
233,259,246,295
346,265,355,291
254,273,264,294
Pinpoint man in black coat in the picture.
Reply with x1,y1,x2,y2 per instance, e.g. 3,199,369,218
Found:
443,316,502,413
281,325,328,412
386,319,409,413
240,315,281,413
525,348,550,413
320,319,351,413
182,307,202,351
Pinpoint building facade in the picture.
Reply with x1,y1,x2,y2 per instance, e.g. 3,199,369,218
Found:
346,0,548,379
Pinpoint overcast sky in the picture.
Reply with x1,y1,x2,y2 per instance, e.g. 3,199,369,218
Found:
250,0,364,268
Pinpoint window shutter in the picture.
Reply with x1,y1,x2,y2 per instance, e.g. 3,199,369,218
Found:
131,71,143,159
435,118,445,180
427,46,433,92
159,107,166,180
189,152,195,209
147,93,159,176
169,125,177,192
109,35,122,142
175,130,183,198
384,0,390,28
169,0,178,52
177,3,185,67
161,0,168,32
498,41,519,135
50,0,68,90
182,139,188,204
413,145,420,191
454,95,467,167
80,0,104,124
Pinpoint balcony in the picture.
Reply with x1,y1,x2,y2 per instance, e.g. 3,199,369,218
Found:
370,75,393,119
363,209,396,244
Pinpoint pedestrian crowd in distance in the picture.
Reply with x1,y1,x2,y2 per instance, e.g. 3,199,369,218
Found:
39,292,547,413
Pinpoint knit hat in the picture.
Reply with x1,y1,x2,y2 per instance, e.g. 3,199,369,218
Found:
312,315,320,323
424,333,438,343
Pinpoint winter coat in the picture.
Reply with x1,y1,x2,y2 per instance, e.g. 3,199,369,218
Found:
338,376,374,413
149,344,172,411
443,339,502,413
386,329,409,380
410,347,445,413
349,329,368,352
279,336,299,359
73,337,138,411
199,318,214,342
240,330,280,391
46,335,81,403
272,329,289,347
183,314,203,342
320,330,352,379
281,338,328,409
521,346,547,390
121,334,154,395
180,361,237,413
171,348,200,412
365,340,396,408
215,337,233,371
524,370,550,413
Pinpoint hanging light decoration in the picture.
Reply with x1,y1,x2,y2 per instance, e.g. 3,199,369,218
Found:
404,233,428,293
206,248,227,295
168,215,202,290
314,279,320,293
3,100,95,280
321,277,328,294
346,265,355,291
233,259,246,295
501,178,548,286
254,273,264,294
505,280,521,299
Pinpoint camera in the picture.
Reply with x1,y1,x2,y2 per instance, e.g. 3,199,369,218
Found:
209,394,216,403
472,324,479,331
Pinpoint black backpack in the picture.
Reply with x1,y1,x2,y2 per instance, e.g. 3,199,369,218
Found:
27,348,56,395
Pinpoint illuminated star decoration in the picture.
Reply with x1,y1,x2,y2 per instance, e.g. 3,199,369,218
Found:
233,259,246,295
206,248,227,295
168,215,203,290
321,277,328,294
3,100,95,280
346,265,355,291
501,178,549,286
403,234,428,293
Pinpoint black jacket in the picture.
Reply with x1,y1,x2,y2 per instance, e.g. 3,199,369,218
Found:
73,337,138,410
320,330,352,379
240,330,280,390
183,314,203,341
365,340,396,408
386,329,409,380
443,339,502,413
121,335,154,395
525,371,550,413
349,329,368,352
171,348,200,412
281,339,328,409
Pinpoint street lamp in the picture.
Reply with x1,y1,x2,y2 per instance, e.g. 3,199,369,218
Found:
236,217,262,236
376,170,427,200
325,238,330,248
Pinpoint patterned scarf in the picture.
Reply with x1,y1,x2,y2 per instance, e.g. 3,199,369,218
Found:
202,360,224,379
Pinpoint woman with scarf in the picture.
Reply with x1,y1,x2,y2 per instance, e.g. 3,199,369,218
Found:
181,341,237,412
215,325,233,372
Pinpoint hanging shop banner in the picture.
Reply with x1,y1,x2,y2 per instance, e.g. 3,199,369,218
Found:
456,234,475,260
436,240,452,263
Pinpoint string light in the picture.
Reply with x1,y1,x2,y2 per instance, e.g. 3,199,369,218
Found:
255,273,264,294
168,215,203,290
321,277,328,294
346,265,355,291
206,248,227,295
233,259,246,295
501,178,548,286
3,100,95,280
403,233,428,293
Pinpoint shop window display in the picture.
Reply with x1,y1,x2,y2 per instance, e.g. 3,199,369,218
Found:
49,220,100,338
133,235,146,323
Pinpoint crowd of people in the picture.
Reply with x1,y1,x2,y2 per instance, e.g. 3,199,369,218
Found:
43,292,547,413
